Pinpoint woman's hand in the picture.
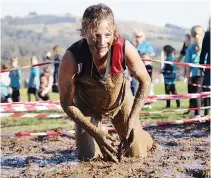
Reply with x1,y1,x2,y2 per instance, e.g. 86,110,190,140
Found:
93,129,118,162
118,122,135,161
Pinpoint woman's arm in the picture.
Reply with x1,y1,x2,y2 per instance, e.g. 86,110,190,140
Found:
59,50,114,139
125,40,151,137
59,50,117,161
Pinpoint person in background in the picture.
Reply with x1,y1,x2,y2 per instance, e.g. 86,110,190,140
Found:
0,63,12,103
43,51,52,62
9,57,21,102
27,56,40,101
134,29,155,109
177,34,192,115
177,34,192,62
126,39,138,96
1,63,11,87
38,67,53,101
200,17,210,116
52,45,62,93
162,45,180,108
185,25,204,118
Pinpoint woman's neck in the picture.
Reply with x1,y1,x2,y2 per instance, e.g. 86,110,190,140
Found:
93,53,108,67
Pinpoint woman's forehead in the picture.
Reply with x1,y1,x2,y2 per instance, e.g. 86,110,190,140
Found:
89,20,113,34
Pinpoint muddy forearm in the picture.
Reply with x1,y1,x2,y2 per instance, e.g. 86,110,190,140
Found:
63,105,109,138
130,80,151,119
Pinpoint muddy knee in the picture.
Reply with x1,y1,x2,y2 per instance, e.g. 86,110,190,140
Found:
126,128,153,157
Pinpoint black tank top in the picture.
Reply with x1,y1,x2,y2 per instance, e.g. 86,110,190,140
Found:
67,37,128,117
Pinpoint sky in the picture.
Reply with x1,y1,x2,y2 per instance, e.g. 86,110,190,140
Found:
1,0,210,29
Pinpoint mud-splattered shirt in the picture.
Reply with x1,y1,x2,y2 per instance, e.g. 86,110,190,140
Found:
67,37,128,117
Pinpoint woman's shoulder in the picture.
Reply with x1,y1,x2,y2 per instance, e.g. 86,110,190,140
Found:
67,38,87,51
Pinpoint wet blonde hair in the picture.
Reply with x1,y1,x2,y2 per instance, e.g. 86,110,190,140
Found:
190,26,204,53
79,3,120,44
53,45,61,55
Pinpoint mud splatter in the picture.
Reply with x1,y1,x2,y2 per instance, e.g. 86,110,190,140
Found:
1,121,210,178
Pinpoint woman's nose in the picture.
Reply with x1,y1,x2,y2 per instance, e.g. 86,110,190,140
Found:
98,36,106,46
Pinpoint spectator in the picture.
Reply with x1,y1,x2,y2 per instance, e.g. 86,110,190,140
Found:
185,25,204,118
9,57,21,102
42,51,52,62
134,30,155,109
1,63,11,86
52,45,62,93
200,17,210,116
177,34,193,115
0,63,12,103
177,34,192,62
177,34,192,115
162,45,180,108
38,67,53,101
27,56,40,102
126,39,138,96
139,52,154,96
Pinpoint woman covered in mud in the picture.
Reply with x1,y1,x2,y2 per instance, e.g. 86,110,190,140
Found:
59,3,153,162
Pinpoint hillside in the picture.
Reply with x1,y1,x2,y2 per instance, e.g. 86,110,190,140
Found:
1,13,188,63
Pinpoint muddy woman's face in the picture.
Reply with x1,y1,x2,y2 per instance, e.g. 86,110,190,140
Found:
85,20,114,60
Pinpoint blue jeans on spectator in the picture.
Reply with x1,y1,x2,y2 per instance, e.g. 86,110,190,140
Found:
131,76,138,96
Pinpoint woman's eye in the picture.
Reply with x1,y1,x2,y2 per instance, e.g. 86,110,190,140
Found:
105,34,112,37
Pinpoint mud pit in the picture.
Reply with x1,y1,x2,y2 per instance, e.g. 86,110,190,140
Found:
1,121,210,178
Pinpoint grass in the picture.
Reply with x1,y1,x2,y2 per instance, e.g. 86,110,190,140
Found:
1,118,74,133
1,81,189,133
19,88,59,102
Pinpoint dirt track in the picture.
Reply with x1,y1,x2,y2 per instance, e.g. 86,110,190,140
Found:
1,121,210,178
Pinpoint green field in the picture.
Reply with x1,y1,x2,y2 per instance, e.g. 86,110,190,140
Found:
1,81,189,133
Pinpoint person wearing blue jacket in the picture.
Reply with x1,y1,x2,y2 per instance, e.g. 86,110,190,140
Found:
185,25,204,118
9,57,21,102
27,56,40,101
162,45,180,108
134,30,155,109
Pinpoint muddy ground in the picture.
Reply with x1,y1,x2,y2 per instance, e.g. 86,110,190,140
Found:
1,121,210,178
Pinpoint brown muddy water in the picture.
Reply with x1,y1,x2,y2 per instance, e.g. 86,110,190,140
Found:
1,121,210,178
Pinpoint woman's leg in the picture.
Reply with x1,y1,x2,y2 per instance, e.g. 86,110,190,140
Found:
75,116,103,161
111,85,153,157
